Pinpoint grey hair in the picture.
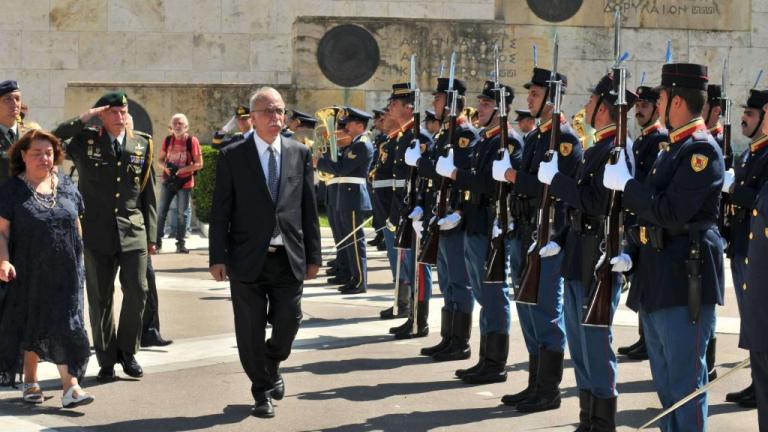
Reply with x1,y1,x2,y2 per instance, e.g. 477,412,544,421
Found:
249,87,284,110
169,113,189,126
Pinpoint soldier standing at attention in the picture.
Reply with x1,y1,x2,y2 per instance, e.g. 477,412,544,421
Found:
603,63,725,431
53,92,157,382
0,81,26,186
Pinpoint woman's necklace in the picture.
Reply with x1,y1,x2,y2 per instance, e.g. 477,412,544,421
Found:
21,172,57,209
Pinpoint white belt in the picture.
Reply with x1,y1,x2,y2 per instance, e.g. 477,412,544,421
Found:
393,179,406,188
325,178,341,185
373,179,394,188
335,177,367,185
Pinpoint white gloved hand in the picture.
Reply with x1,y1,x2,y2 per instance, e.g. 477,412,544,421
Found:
538,241,561,257
508,221,515,232
610,253,633,272
437,212,462,230
429,215,436,226
436,149,456,178
386,219,396,232
492,220,503,239
603,150,633,192
722,168,735,193
412,219,424,239
528,241,537,254
492,150,513,182
537,152,559,185
408,206,424,220
404,140,421,166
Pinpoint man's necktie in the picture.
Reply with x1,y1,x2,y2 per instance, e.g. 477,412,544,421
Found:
268,146,280,237
7,129,15,143
113,139,121,158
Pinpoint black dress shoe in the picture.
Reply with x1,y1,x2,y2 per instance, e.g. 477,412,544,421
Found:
118,351,144,378
328,275,350,285
376,242,387,251
96,366,117,383
618,337,644,355
738,393,757,408
626,343,649,360
252,399,274,418
340,285,366,294
726,383,755,403
176,245,190,254
271,376,285,400
140,331,174,347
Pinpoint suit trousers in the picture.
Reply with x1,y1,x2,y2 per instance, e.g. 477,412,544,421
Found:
230,248,303,402
142,255,160,334
84,247,148,367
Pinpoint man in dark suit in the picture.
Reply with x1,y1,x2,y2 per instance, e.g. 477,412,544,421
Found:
209,87,322,418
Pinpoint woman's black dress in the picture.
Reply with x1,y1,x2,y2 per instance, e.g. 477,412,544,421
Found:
0,173,90,385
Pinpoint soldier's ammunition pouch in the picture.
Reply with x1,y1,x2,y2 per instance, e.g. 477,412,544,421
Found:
569,210,602,235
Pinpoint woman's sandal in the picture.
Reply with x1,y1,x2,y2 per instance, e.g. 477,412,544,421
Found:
62,385,94,408
22,382,44,404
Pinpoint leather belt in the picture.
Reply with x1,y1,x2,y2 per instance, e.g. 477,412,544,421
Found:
334,177,366,185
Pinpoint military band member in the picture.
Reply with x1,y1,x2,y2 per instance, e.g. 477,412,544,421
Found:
492,67,582,412
538,73,637,429
437,80,522,383
316,108,374,295
424,109,441,136
721,88,768,409
367,108,388,252
212,105,253,149
0,81,26,186
325,117,353,287
405,77,479,359
603,63,725,431
514,109,536,140
53,91,157,382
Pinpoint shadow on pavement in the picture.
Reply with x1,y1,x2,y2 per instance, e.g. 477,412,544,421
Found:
295,379,467,402
53,404,253,431
282,355,432,375
616,378,656,395
0,399,85,418
618,402,750,429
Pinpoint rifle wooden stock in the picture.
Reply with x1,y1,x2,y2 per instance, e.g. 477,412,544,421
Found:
718,123,731,230
395,112,422,250
418,113,457,265
485,118,511,282
515,112,561,304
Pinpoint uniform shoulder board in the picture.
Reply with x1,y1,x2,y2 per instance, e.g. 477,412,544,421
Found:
692,130,709,141
133,130,152,139
358,134,371,144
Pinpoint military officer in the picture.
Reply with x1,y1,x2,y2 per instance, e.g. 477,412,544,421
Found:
316,108,374,294
53,91,157,382
437,80,522,383
703,85,734,169
424,109,441,136
367,108,388,252
538,72,637,429
722,88,768,409
405,77,479,359
618,84,669,362
325,116,353,287
742,179,768,429
492,67,582,412
212,105,253,149
603,63,725,431
0,81,26,186
514,109,536,140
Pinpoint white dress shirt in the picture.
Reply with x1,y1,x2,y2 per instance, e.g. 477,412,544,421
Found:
254,133,284,245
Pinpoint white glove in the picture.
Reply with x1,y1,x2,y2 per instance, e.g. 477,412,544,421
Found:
508,221,515,232
386,219,396,232
538,241,561,257
603,150,633,192
404,140,421,166
412,219,424,239
408,206,423,220
528,241,537,254
437,212,461,230
492,220,503,239
595,253,633,273
722,168,735,193
537,152,559,185
436,149,456,178
492,150,513,182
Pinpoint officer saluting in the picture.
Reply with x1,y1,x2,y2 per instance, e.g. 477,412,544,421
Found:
212,105,253,149
603,63,725,431
316,108,374,294
53,91,157,382
0,81,28,186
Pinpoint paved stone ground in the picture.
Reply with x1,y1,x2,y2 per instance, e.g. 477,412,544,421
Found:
0,231,759,431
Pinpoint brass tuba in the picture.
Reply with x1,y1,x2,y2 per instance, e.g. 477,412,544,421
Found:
314,106,347,182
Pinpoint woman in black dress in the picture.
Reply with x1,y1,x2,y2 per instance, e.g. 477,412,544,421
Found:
0,129,94,408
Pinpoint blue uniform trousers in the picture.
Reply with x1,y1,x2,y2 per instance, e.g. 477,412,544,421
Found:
641,305,716,432
328,203,349,277
382,228,412,285
516,251,567,354
437,229,473,314
563,278,622,399
411,259,433,302
337,210,367,290
731,257,747,315
464,233,511,334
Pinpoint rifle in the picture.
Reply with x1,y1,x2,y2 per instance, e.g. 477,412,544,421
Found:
485,44,511,282
718,57,732,230
395,54,421,250
419,51,458,265
515,33,561,305
583,10,628,327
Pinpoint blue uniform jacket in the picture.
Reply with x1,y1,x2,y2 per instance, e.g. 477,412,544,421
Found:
316,135,374,213
390,123,433,225
727,137,768,258
740,182,768,353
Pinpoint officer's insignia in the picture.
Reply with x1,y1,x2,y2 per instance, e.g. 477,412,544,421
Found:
458,137,470,148
420,143,426,153
764,227,768,238
508,144,515,154
464,191,471,201
559,142,573,157
659,142,670,152
690,154,709,172
640,226,648,245
122,95,128,105
347,152,357,159
135,142,145,152
380,152,387,163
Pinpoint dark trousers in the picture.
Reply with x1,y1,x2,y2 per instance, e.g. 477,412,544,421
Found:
230,248,303,402
752,351,768,431
84,247,148,367
338,210,367,289
142,256,160,334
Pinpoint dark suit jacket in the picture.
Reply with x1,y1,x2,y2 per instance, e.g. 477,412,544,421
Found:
209,133,322,282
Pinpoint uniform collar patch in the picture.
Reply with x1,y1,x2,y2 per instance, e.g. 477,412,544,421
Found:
594,124,617,143
750,134,768,153
669,118,707,144
642,121,662,136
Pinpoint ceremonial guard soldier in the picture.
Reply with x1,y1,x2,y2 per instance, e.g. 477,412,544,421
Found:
212,105,253,149
53,91,157,382
703,85,734,169
325,116,352,288
538,72,637,430
437,80,522,383
603,63,725,431
405,77,479,360
514,109,536,140
493,67,582,412
722,88,768,409
316,108,374,294
0,81,26,186
367,108,388,251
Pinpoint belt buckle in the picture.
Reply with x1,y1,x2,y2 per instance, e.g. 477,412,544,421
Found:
640,226,648,245
268,246,277,253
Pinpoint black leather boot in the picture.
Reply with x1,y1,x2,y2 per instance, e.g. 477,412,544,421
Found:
432,311,472,362
706,336,717,381
462,333,508,384
726,382,754,403
574,389,592,432
501,354,539,406
394,301,429,339
626,339,648,360
589,396,617,432
422,308,453,356
380,305,409,320
455,333,485,378
389,318,411,335
618,326,644,356
516,349,563,413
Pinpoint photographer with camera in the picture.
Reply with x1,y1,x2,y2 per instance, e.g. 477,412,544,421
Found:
157,113,203,253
